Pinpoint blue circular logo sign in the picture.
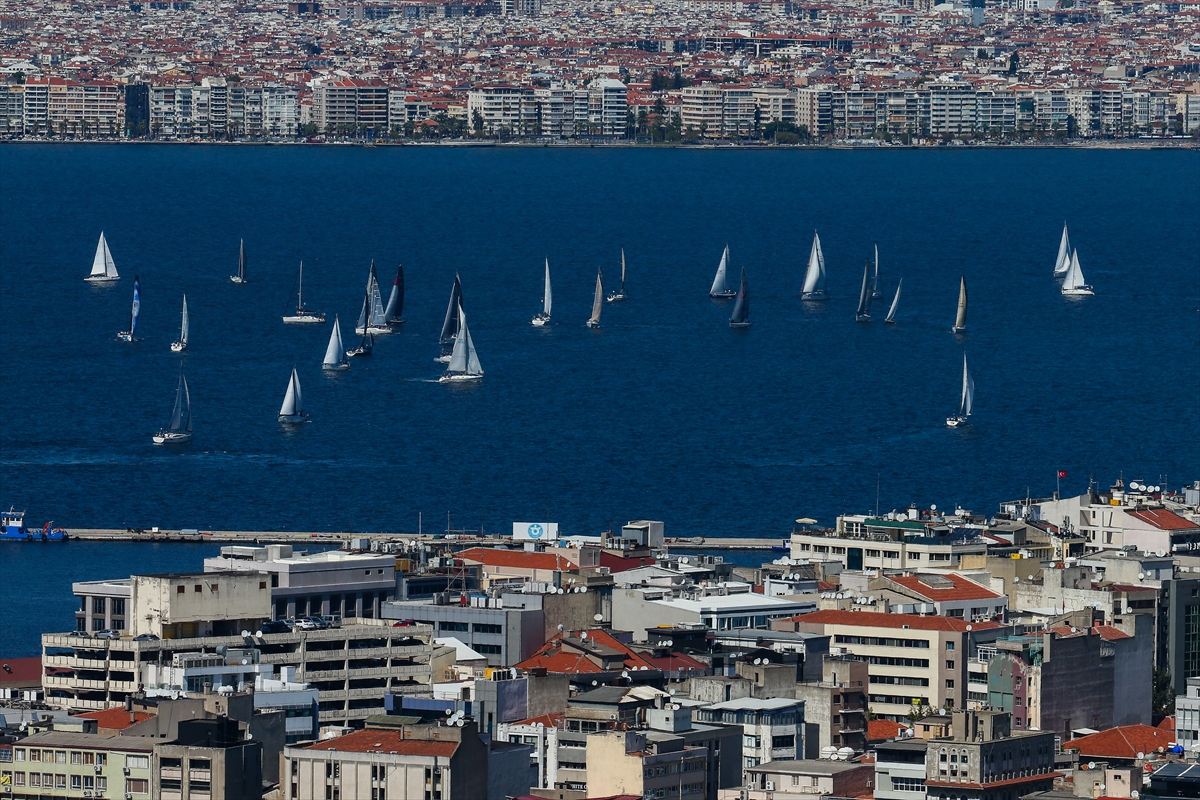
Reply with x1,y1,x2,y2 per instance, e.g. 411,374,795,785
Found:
527,524,544,539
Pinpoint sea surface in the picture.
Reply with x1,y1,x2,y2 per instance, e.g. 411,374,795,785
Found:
1,144,1198,654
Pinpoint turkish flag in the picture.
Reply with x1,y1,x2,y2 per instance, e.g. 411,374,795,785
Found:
1057,471,1068,478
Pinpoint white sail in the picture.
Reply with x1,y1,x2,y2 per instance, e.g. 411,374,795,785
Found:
855,260,872,318
280,368,302,417
179,295,189,345
543,258,553,317
89,232,118,279
961,354,974,418
465,320,482,375
356,295,369,332
871,244,882,298
589,271,604,325
1062,249,1086,291
1053,224,1071,276
885,279,902,323
324,315,346,367
367,265,387,327
710,245,729,295
802,232,826,295
620,250,626,287
447,304,481,375
953,276,968,331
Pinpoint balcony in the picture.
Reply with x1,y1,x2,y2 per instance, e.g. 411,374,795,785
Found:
160,767,182,780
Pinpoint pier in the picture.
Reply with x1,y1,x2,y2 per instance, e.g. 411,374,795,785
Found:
55,528,789,552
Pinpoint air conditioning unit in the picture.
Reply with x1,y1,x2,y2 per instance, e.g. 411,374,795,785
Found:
126,794,134,799
84,792,93,798
123,767,130,775
95,765,103,773
765,781,775,791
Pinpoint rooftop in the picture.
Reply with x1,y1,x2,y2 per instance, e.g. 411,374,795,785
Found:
1066,724,1174,759
17,731,157,752
76,705,156,731
300,728,459,757
795,609,1003,632
890,573,1003,602
745,758,870,775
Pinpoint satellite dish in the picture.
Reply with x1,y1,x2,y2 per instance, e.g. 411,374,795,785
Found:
1136,753,1144,760
456,719,465,727
1153,486,1161,493
622,671,630,678
1124,606,1132,614
669,689,676,695
1130,482,1140,490
594,614,603,622
1088,762,1096,769
557,624,565,632
445,709,454,716
536,722,544,729
1131,791,1139,799
966,625,973,631
240,630,250,637
666,639,674,647
580,587,588,593
256,630,263,638
581,631,588,639
246,731,252,740
1028,575,1035,581
1013,577,1020,583
938,708,946,715
930,504,937,511
1139,573,1145,580
591,680,598,686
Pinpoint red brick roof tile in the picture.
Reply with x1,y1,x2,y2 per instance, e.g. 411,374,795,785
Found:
303,729,459,756
890,574,1003,602
76,706,155,730
457,548,577,572
1066,724,1173,759
1126,509,1200,531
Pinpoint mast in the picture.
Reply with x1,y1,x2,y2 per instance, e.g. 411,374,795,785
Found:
297,262,304,310
280,368,302,418
953,276,967,331
620,249,626,292
170,369,191,433
1064,249,1085,290
367,260,387,327
711,245,729,295
589,271,603,325
543,258,553,317
356,292,369,333
730,267,749,324
885,279,902,323
238,239,246,280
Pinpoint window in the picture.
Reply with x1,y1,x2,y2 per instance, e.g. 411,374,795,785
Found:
94,597,107,614
194,584,202,593
946,680,955,688
54,751,66,764
72,774,82,789
771,735,795,749
947,660,955,669
112,598,125,616
945,641,955,651
261,581,268,589
13,772,24,786
57,774,68,788
95,753,106,766
28,750,40,763
126,778,150,793
96,776,107,791
439,621,469,632
475,644,502,655
178,585,186,594
272,574,280,587
126,755,149,769
210,583,219,593
473,623,502,634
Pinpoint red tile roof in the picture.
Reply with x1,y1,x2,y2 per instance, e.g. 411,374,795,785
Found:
303,729,459,756
517,629,659,675
0,657,43,687
1157,716,1175,732
868,719,910,741
794,609,1002,633
1126,509,1200,531
1066,724,1173,759
76,706,155,730
457,547,577,573
1093,625,1132,641
890,574,1003,602
512,712,564,727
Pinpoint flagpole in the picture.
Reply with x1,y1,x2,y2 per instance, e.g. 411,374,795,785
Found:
1056,470,1060,500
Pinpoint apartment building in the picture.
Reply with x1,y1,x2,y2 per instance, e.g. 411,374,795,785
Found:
19,77,119,134
923,710,1055,800
693,697,803,770
205,544,396,620
681,83,724,135
586,729,709,800
778,610,1005,719
0,83,24,133
149,82,299,137
871,574,1008,621
384,591,546,667
794,655,868,756
721,86,756,137
752,87,797,125
792,516,988,572
874,739,929,800
283,718,503,800
741,759,875,800
588,78,628,136
613,582,814,637
1026,485,1200,553
467,85,536,133
6,732,156,799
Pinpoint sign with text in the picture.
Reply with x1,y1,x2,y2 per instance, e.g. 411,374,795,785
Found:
512,522,559,541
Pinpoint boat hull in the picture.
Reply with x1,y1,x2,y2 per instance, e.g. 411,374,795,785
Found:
709,291,736,299
801,291,828,301
387,318,405,326
439,372,482,383
1062,287,1094,296
884,319,897,325
355,325,392,336
170,341,186,353
230,276,246,284
117,332,136,342
855,314,871,322
606,293,628,303
85,275,120,284
283,313,326,324
946,416,967,428
278,413,308,424
322,363,350,371
585,320,601,329
531,315,550,327
729,321,751,328
346,348,371,358
153,431,192,445
951,326,966,334
434,353,451,363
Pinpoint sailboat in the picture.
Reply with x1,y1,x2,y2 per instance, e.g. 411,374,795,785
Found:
278,367,307,423
606,250,628,302
532,259,553,326
322,315,350,371
884,279,902,325
1053,223,1071,278
282,262,325,324
117,276,141,342
170,294,189,353
230,239,247,284
383,264,405,325
1060,249,1094,296
951,276,968,333
729,267,750,328
586,270,604,328
347,332,374,358
439,304,483,382
153,368,193,444
709,245,736,298
855,260,873,322
801,232,827,300
355,260,391,335
439,275,464,345
85,232,120,283
870,245,883,299
946,354,974,428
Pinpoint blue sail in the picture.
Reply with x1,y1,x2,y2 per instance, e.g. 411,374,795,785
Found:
130,277,141,337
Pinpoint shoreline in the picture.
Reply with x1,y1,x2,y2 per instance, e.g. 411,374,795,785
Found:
2,138,1196,151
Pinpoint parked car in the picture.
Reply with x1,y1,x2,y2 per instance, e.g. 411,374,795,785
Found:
94,630,121,640
301,616,329,629
68,630,91,638
292,618,319,631
260,620,292,634
133,633,159,641
320,615,342,629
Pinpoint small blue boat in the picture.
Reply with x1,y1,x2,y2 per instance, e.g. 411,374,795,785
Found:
1,508,66,541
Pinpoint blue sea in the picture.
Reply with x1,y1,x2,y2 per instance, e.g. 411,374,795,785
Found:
1,144,1198,654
